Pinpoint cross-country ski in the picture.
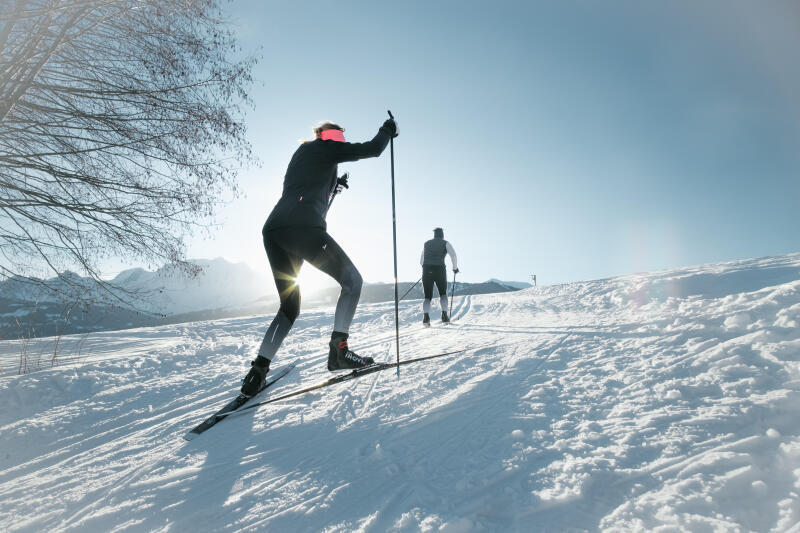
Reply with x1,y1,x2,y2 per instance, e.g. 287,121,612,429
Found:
217,347,475,421
184,362,296,440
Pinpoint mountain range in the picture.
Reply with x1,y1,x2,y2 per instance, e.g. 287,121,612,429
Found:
0,259,530,339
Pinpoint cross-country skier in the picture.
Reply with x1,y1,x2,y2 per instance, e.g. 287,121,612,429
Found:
420,227,458,326
240,118,398,396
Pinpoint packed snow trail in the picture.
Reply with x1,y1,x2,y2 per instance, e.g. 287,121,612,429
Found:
1,254,800,531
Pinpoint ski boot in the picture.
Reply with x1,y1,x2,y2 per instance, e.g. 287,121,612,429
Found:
327,332,374,371
422,312,431,327
241,356,270,396
441,311,450,324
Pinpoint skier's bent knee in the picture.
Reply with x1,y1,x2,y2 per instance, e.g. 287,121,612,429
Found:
278,304,299,325
341,268,363,295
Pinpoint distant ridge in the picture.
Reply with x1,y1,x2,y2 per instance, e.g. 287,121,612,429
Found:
487,278,533,290
0,260,531,338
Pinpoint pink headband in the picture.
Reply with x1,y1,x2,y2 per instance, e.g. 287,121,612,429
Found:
320,129,345,142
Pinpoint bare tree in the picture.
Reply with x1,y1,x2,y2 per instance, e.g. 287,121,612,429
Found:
0,0,255,306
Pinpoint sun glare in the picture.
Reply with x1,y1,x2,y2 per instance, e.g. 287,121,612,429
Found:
294,268,337,296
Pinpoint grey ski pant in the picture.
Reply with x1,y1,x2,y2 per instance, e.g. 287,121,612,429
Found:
256,226,362,361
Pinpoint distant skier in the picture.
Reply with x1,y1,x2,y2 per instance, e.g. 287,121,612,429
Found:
420,227,458,326
241,118,398,396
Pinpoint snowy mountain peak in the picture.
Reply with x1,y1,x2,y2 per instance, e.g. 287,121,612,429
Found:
486,278,533,290
0,258,273,315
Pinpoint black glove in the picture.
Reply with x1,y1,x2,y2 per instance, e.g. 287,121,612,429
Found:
453,268,460,274
382,118,398,138
335,174,349,193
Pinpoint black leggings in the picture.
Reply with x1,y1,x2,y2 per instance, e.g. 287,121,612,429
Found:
422,265,447,299
256,226,362,360
422,264,449,314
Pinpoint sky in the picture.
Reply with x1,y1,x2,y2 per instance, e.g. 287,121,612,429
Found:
183,0,800,292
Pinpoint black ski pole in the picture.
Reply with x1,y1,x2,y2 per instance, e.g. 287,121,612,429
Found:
327,172,349,210
399,277,422,302
388,110,400,368
449,270,458,320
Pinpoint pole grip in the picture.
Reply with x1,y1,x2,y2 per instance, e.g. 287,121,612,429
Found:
387,110,394,119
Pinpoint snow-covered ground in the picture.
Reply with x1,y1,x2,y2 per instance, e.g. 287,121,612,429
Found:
1,254,800,532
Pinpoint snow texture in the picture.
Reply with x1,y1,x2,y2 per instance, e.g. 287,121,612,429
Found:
1,253,800,531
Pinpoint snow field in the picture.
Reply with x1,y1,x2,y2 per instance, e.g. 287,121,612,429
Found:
0,253,799,531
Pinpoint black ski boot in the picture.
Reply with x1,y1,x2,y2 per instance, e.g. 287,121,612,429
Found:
422,312,431,327
327,332,374,371
241,356,270,396
441,311,450,324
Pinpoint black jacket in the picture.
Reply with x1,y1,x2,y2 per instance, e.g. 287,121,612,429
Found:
264,125,392,231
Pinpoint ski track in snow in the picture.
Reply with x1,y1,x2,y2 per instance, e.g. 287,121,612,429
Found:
1,254,800,531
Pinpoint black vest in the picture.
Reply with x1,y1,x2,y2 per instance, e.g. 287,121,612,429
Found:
423,238,448,266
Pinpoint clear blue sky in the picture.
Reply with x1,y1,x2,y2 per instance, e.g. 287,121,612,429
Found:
185,0,800,289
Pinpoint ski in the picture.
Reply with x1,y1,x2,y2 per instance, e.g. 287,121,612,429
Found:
184,362,296,440
215,347,474,421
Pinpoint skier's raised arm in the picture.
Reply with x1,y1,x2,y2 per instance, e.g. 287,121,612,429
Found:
327,119,397,163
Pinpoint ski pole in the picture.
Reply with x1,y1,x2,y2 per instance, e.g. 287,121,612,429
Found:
327,172,349,210
449,270,458,320
388,110,400,368
398,277,422,302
